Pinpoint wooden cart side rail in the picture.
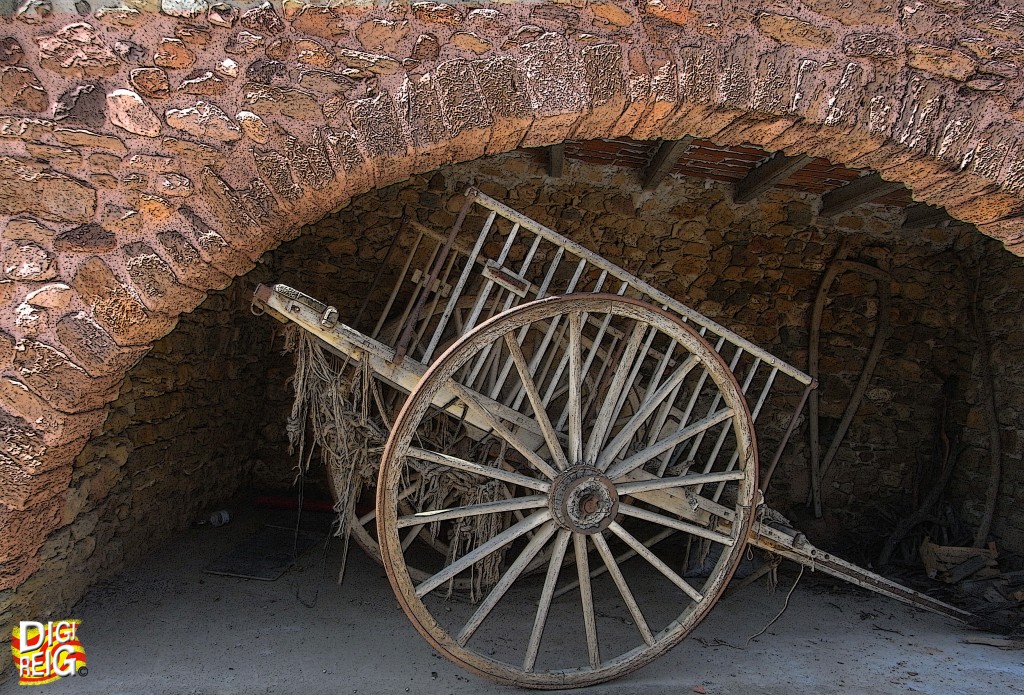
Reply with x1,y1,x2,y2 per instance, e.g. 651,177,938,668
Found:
466,188,813,387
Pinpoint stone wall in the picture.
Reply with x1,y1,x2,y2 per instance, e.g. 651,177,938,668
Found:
956,248,1024,552
0,274,292,641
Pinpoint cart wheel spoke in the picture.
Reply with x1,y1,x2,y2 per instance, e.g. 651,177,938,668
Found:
454,388,560,480
552,527,676,600
618,502,734,546
592,532,655,647
401,524,427,551
504,333,569,471
584,321,647,464
567,312,584,466
615,469,746,496
415,510,551,598
397,495,547,529
523,529,572,671
408,446,550,493
607,521,703,602
596,355,698,470
377,295,756,688
573,532,602,670
456,521,558,646
605,407,735,480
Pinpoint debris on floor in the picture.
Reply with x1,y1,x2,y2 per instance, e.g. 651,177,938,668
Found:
918,537,1024,634
203,525,322,581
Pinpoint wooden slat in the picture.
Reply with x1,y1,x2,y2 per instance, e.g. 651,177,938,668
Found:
641,136,693,189
902,203,952,230
548,143,564,178
819,172,906,217
734,153,814,203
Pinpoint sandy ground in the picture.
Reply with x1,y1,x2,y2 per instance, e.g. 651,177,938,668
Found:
5,503,1022,695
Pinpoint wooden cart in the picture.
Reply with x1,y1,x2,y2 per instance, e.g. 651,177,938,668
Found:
252,188,968,689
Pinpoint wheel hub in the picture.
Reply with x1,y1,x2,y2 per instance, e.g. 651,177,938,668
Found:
549,466,619,534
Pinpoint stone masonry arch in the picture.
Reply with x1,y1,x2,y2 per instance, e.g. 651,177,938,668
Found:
3,0,1024,596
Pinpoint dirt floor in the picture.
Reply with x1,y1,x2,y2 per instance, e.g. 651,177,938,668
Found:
4,501,1022,695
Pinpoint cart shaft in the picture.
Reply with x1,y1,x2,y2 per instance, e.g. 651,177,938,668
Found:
747,523,970,623
253,283,551,440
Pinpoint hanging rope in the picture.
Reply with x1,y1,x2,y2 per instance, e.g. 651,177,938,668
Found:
283,326,511,596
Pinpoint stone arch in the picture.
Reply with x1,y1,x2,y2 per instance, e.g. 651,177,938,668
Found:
3,0,1024,592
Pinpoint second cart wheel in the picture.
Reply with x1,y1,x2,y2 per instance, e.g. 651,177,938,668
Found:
377,294,758,689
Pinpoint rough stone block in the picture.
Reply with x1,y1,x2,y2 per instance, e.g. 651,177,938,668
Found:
908,44,977,81
323,127,375,196
72,256,176,347
434,59,493,163
241,1,285,35
53,223,116,253
285,130,336,193
55,311,148,379
0,377,106,445
356,19,409,53
0,551,42,592
0,157,96,223
348,90,412,187
572,43,627,140
14,340,121,414
253,147,302,203
843,33,900,60
34,23,119,78
0,65,48,113
166,101,242,142
519,33,586,147
289,5,349,40
122,243,206,314
756,13,835,49
154,38,197,70
2,217,55,244
412,2,464,26
472,56,533,154
178,205,258,277
197,168,262,250
107,89,163,138
802,0,896,26
0,496,64,568
2,240,55,281
162,136,225,168
400,72,449,172
242,83,320,119
630,60,679,140
0,462,73,511
642,0,694,27
154,230,231,290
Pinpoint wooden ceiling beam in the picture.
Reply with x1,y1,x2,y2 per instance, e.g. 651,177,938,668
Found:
641,136,694,190
734,153,814,203
819,173,906,217
902,203,952,230
548,143,564,177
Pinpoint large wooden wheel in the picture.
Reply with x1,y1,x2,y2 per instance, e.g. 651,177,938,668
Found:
377,294,758,688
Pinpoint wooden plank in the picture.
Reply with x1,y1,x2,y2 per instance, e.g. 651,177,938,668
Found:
734,153,813,203
820,172,906,217
641,136,693,190
548,143,564,177
903,203,952,230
